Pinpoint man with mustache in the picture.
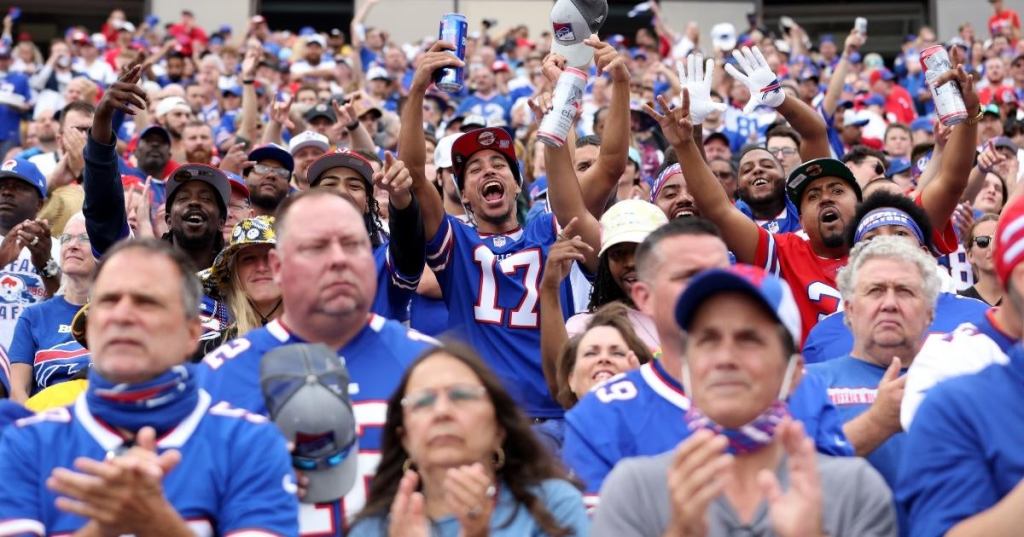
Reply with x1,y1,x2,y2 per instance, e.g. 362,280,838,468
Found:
649,162,699,220
734,145,802,234
244,144,293,217
181,120,215,165
654,49,977,340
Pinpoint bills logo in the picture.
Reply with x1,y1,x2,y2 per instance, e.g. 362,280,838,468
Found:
0,274,33,303
477,131,496,146
553,22,575,42
0,159,15,172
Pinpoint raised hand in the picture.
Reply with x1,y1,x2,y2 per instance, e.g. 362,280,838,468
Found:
270,94,294,130
586,36,628,83
867,357,907,437
443,463,496,537
241,46,261,80
374,151,413,209
724,46,785,113
388,470,429,537
410,41,464,93
541,217,592,290
932,65,979,115
542,52,567,85
681,55,726,125
19,219,54,272
665,430,733,537
759,420,825,537
844,28,866,55
219,142,255,175
97,57,147,119
643,88,695,148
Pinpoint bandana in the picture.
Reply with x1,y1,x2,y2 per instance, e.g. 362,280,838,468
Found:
853,207,925,245
684,399,790,455
87,364,199,437
650,163,682,202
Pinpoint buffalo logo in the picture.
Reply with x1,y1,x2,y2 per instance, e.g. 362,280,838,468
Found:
477,131,496,147
804,164,823,177
553,22,576,43
0,274,32,303
0,159,15,172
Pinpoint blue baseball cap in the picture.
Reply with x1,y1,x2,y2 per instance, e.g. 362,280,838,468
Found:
628,147,642,167
0,158,46,199
910,117,933,133
864,93,886,107
886,158,912,177
221,85,243,97
248,144,294,172
675,264,802,346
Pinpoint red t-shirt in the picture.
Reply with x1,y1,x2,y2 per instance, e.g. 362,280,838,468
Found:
755,228,846,343
989,9,1021,38
885,85,917,125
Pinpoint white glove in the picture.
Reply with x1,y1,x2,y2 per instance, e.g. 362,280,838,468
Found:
680,54,726,125
724,46,786,114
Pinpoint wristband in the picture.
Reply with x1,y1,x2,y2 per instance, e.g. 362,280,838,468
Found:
242,79,255,85
346,120,360,131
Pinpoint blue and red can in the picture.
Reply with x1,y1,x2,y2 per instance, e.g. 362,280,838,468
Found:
435,13,468,93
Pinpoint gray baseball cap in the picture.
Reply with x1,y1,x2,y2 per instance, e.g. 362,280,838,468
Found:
550,0,608,68
260,343,359,504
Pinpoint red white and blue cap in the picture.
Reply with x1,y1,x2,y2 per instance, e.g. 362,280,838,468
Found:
451,127,522,187
675,264,802,346
0,158,46,199
996,194,1024,285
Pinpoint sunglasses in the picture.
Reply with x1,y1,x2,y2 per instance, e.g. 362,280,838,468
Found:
973,235,992,248
401,384,487,414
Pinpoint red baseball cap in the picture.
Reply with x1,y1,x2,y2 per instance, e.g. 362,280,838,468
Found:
450,127,521,188
996,195,1024,285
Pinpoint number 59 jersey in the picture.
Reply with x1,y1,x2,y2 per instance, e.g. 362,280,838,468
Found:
426,213,570,419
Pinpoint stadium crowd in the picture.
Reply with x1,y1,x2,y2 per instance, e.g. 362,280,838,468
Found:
0,0,1022,534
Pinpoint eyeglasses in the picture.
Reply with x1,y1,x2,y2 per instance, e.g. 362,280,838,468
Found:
229,202,251,212
973,235,992,249
401,384,488,414
292,441,355,471
59,233,91,245
767,147,797,158
252,163,290,179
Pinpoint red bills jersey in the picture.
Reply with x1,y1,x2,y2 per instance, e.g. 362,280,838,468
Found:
755,228,846,342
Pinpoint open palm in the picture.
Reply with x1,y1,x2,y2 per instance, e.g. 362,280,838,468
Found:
643,90,694,148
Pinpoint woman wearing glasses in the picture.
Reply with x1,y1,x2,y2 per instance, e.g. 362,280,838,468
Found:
350,343,588,537
7,213,91,402
960,214,1002,306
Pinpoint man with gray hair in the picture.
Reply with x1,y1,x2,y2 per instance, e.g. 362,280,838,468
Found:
808,235,940,489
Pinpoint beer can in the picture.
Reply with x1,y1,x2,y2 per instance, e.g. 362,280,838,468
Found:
921,45,967,126
538,67,588,147
435,13,468,94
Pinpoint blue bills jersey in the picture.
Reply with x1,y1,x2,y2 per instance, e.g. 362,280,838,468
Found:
563,360,853,503
8,296,88,394
426,213,568,418
0,391,298,536
198,316,435,536
372,243,419,322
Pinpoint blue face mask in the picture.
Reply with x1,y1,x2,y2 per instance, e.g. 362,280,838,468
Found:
87,364,199,437
681,354,798,455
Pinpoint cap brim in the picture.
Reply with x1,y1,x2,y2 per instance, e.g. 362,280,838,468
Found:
786,158,862,211
600,230,649,257
249,146,295,172
166,164,231,212
713,37,737,51
675,270,799,346
303,438,359,504
307,153,374,187
289,140,329,156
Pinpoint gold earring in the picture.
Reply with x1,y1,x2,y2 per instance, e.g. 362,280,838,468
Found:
402,458,416,474
493,447,505,471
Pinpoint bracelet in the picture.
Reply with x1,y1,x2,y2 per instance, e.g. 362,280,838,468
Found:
964,108,983,126
346,121,360,131
242,79,255,85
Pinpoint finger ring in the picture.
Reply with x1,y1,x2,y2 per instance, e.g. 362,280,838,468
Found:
467,507,481,519
485,485,496,498
30,236,39,246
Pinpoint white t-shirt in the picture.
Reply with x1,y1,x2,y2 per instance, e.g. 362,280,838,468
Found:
0,241,62,349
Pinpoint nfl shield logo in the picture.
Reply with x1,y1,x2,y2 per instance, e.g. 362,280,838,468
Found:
493,236,507,248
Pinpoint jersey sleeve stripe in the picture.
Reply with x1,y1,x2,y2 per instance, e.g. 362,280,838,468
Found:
426,220,455,272
0,519,45,536
384,250,421,290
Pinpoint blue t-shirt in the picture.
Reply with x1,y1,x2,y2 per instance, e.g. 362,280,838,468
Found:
0,390,298,535
199,316,435,536
897,348,1024,537
0,71,30,143
817,103,847,159
802,292,988,363
426,214,569,418
563,360,853,497
8,296,88,394
454,93,512,125
808,355,905,488
348,479,588,537
371,242,419,322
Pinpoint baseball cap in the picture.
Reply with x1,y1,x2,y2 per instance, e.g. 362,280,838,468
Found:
366,65,391,81
909,117,933,133
675,264,802,347
461,114,488,131
842,109,871,128
288,131,330,155
996,194,1024,284
451,127,522,187
0,159,46,199
885,158,912,177
434,133,461,169
138,124,172,146
303,103,337,124
115,20,136,33
982,103,1002,117
70,30,89,44
711,22,737,52
307,148,374,188
627,147,641,168
550,0,609,68
786,157,862,210
869,68,895,85
599,200,668,256
261,343,359,504
994,136,1020,153
703,131,730,147
225,171,249,198
249,144,294,173
863,93,886,107
155,96,190,118
798,66,820,81
221,85,243,97
165,164,230,217
306,34,326,48
209,216,276,291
